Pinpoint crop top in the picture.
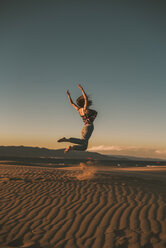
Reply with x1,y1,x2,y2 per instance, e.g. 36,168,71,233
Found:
79,108,97,125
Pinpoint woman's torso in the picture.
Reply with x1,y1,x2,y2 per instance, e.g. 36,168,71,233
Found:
79,108,97,125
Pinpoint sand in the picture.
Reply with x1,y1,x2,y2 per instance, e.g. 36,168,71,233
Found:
0,164,166,248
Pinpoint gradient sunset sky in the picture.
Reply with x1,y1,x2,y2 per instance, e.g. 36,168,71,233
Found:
1,0,166,158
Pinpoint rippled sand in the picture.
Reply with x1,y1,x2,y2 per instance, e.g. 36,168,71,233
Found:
0,164,165,248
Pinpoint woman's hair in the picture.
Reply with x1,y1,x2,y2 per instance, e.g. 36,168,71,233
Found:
76,95,92,108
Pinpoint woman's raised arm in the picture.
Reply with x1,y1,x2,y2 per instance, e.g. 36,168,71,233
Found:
66,90,79,111
78,84,88,110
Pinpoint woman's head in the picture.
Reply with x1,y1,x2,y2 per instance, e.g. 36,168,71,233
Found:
76,95,92,108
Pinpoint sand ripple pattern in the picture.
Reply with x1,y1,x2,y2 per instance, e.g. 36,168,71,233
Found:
0,165,166,248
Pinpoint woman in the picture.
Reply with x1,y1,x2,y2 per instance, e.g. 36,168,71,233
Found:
58,84,97,153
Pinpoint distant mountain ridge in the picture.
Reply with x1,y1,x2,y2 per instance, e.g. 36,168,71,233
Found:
0,146,165,161
0,146,107,160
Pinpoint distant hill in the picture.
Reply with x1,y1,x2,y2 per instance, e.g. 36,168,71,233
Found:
0,146,165,162
105,155,165,162
0,146,107,160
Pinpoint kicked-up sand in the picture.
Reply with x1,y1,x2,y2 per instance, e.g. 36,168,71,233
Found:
0,163,166,248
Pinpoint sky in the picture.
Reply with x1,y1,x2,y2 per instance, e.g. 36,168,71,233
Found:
0,0,166,159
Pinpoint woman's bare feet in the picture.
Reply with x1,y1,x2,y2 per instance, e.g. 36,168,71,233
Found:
57,137,67,142
64,146,72,153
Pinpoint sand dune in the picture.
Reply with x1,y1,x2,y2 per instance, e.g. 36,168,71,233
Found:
0,164,165,248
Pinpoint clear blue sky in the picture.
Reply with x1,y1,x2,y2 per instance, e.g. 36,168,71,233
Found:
1,0,166,158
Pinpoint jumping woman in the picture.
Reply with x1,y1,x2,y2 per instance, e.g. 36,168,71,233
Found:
58,84,97,153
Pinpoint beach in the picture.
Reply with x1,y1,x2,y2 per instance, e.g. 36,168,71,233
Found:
0,164,166,248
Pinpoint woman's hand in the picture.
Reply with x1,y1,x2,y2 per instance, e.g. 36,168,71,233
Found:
78,84,83,90
66,90,78,109
78,84,88,110
66,90,70,96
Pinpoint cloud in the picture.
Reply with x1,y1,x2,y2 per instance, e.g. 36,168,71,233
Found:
88,145,166,159
88,145,124,152
88,145,142,152
155,150,166,154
